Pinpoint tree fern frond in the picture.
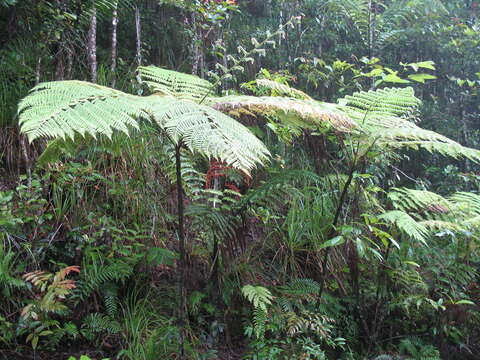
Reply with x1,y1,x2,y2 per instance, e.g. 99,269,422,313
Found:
419,220,463,232
18,81,147,142
341,87,480,162
340,87,420,118
388,188,452,216
252,79,312,100
210,96,355,131
138,66,214,102
146,98,270,174
449,192,480,216
379,210,429,245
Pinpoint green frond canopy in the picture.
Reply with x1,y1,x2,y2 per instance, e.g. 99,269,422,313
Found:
209,96,356,131
18,80,270,174
145,98,270,173
253,79,313,100
341,87,480,162
18,81,147,142
138,66,214,102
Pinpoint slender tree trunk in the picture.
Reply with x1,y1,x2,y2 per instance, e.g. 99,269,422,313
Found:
368,0,376,58
175,144,187,360
35,57,42,85
135,5,142,66
66,46,73,79
111,1,119,87
87,7,97,83
460,94,471,172
191,13,200,76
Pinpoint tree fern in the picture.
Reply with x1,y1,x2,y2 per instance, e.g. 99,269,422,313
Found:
18,76,270,174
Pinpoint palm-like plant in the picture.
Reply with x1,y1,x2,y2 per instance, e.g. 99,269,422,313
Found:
17,68,269,358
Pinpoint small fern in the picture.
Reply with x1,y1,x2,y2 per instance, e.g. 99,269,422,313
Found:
242,285,273,312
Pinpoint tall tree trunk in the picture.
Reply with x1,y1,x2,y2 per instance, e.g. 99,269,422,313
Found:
368,0,376,59
191,13,200,76
111,1,119,87
135,5,142,66
87,7,97,83
66,45,73,79
460,94,471,172
368,0,376,89
175,144,187,360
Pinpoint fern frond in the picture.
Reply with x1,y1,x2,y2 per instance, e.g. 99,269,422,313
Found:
242,285,273,311
138,66,214,102
449,192,480,216
18,77,270,174
279,278,320,298
18,81,147,141
340,87,420,118
252,307,267,339
211,95,355,131
253,79,312,100
146,98,270,173
341,87,480,162
388,188,452,216
379,210,429,245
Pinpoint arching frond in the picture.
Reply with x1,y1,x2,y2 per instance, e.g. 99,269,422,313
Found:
18,81,148,141
210,96,356,131
146,98,270,173
388,188,452,216
138,66,214,102
253,79,313,100
379,210,429,245
18,80,270,174
341,87,480,162
340,87,420,118
449,192,480,216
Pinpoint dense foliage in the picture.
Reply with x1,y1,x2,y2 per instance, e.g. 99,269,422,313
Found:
1,1,479,359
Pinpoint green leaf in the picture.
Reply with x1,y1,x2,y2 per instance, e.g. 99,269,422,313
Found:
382,74,410,84
409,61,436,71
454,299,475,305
318,236,345,249
408,74,437,83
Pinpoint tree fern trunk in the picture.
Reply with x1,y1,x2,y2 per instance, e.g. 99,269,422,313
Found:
110,1,119,87
87,7,97,83
175,144,187,360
